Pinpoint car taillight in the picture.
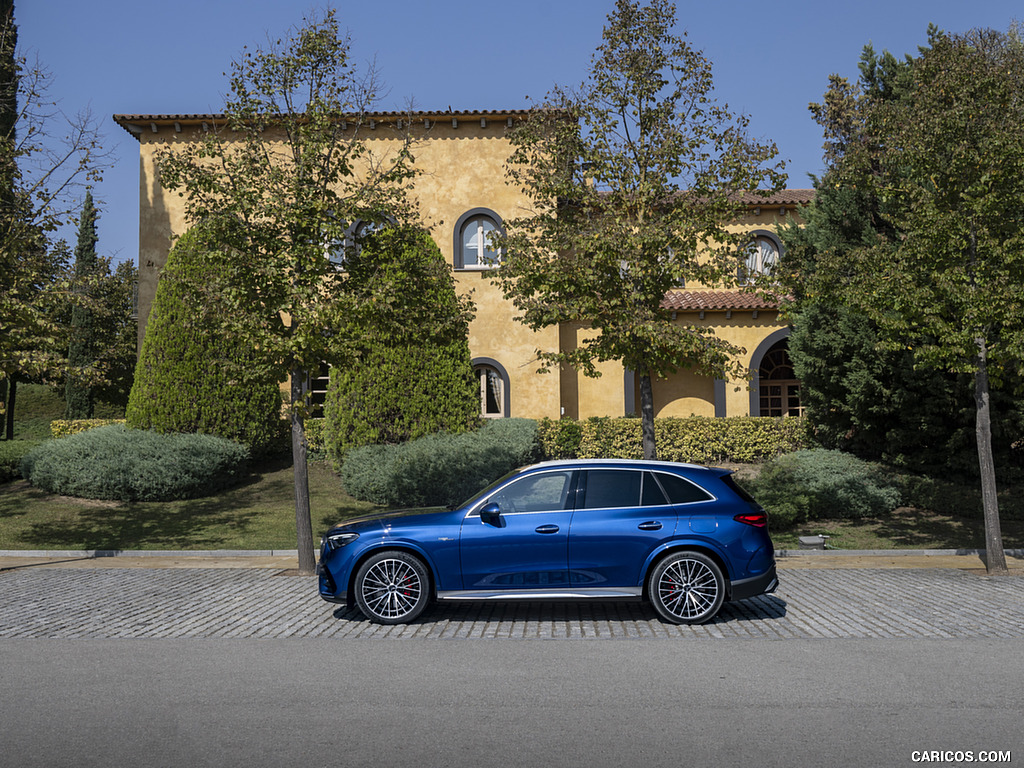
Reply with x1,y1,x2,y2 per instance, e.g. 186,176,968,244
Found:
734,512,768,527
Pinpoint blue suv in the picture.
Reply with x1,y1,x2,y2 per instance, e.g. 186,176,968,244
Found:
318,459,777,625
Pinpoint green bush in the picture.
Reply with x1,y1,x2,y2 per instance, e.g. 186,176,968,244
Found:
126,222,286,458
749,449,901,528
895,473,1024,522
20,424,250,501
1,440,41,484
323,227,479,463
341,419,540,507
537,416,811,464
50,419,126,438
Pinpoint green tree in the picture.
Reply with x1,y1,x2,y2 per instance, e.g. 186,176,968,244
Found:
779,32,1024,482
0,0,107,436
64,190,99,418
494,0,785,459
155,10,416,573
323,227,478,462
833,28,1024,574
126,222,283,456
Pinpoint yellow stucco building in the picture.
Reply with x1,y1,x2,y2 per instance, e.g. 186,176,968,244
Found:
114,110,812,422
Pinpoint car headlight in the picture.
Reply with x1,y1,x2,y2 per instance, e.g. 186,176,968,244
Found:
324,532,359,551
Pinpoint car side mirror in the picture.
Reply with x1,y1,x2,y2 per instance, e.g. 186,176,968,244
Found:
479,502,501,525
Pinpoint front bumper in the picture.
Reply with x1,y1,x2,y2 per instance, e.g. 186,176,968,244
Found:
317,558,346,604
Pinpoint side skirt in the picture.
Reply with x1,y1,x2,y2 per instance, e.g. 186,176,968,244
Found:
437,587,643,601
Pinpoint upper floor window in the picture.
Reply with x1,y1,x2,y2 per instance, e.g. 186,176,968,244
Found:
455,208,503,269
740,232,780,285
327,217,394,267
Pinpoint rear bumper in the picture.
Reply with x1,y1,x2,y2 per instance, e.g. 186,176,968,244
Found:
729,564,778,602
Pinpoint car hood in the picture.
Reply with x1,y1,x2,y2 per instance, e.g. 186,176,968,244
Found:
325,506,451,533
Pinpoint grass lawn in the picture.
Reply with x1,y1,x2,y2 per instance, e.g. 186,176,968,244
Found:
771,507,1024,551
4,383,1023,553
3,455,1023,551
0,457,381,551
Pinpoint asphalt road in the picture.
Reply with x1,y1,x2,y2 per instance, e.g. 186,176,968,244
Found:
2,637,1021,768
2,559,1024,767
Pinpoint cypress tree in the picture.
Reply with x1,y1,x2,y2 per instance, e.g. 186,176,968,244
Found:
1,0,18,437
126,222,284,456
324,227,479,463
64,190,99,419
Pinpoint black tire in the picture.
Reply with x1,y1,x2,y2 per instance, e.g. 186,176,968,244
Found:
648,551,725,625
354,550,432,624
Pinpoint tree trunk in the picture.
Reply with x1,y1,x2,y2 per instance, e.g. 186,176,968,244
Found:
4,377,16,440
639,372,657,461
290,368,316,575
974,338,1007,575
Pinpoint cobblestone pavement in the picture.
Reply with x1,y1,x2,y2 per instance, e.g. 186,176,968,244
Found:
1,566,1023,639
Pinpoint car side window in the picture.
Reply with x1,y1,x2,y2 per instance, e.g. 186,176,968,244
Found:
489,471,574,514
654,472,714,504
641,472,669,506
581,470,645,509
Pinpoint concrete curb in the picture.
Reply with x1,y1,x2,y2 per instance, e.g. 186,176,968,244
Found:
776,548,1024,558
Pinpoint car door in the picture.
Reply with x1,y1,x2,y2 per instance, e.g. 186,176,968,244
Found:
567,469,678,587
459,469,577,590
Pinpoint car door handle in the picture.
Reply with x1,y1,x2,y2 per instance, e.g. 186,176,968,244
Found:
535,525,560,534
638,521,663,531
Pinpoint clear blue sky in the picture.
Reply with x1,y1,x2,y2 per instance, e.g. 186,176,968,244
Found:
15,0,1023,266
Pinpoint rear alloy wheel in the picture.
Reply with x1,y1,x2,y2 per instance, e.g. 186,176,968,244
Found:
649,551,725,625
354,551,431,624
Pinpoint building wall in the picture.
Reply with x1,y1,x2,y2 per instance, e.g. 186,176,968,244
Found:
122,113,799,421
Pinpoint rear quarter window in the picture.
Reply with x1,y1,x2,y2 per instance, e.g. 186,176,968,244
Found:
655,472,714,504
720,474,759,505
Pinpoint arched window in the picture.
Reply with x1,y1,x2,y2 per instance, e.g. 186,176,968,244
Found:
473,359,509,418
757,339,802,417
327,217,394,266
455,208,503,269
740,232,781,285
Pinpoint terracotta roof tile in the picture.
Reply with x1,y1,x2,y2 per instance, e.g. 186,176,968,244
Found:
733,189,815,206
661,290,780,311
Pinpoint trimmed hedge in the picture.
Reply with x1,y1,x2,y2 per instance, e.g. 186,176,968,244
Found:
50,419,126,439
323,227,479,462
340,419,541,508
748,449,902,528
126,223,286,458
537,416,811,463
20,424,250,501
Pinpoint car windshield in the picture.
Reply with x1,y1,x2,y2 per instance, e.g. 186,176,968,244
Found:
451,467,522,510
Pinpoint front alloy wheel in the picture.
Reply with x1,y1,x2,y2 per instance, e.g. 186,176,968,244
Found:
649,551,725,625
354,551,431,624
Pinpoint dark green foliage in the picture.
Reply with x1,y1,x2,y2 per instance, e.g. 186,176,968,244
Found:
778,40,1024,482
323,227,478,462
126,223,286,457
64,191,100,419
340,419,540,508
20,424,249,501
0,438,37,483
749,449,902,529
